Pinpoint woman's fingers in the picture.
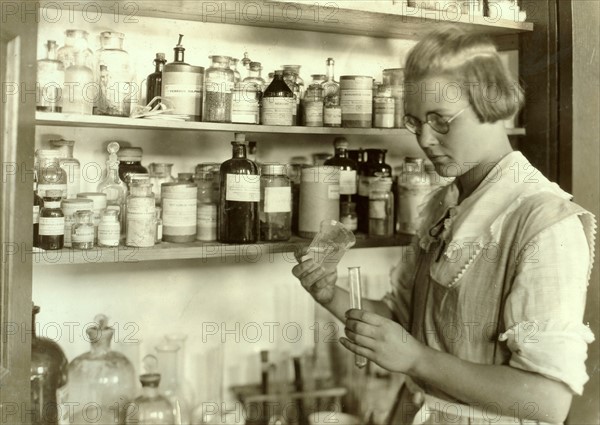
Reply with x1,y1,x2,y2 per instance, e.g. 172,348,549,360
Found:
339,337,374,358
291,259,319,279
344,326,376,349
345,308,385,326
345,318,377,339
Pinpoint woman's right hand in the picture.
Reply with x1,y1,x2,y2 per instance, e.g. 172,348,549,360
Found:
292,249,338,306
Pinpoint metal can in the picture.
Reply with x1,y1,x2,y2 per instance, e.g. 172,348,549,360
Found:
340,75,373,128
161,182,197,243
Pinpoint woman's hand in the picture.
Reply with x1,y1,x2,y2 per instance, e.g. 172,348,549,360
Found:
291,249,337,306
340,309,425,374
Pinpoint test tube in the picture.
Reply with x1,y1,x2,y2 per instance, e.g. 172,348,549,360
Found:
348,266,368,368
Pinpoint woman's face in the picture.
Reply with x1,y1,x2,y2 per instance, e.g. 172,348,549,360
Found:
404,75,497,178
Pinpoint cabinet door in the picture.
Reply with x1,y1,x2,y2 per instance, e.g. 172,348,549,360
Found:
0,1,37,412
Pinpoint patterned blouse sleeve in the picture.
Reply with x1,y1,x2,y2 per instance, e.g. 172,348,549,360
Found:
500,214,595,395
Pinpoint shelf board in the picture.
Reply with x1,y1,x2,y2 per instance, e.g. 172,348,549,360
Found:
31,234,412,266
39,1,532,38
36,112,526,136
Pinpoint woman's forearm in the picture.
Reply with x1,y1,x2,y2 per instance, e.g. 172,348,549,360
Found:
321,287,393,323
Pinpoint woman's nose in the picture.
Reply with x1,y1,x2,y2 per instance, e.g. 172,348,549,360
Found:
417,124,439,149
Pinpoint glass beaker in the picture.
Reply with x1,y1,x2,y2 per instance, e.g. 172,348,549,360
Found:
304,219,356,271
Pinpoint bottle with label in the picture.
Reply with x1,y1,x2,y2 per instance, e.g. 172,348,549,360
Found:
97,141,128,228
161,182,197,243
357,149,392,234
340,75,373,128
340,201,358,232
61,198,93,248
39,190,65,250
98,209,121,247
71,210,95,249
126,182,156,248
195,163,219,242
231,82,260,124
203,55,234,123
323,58,341,127
146,52,167,105
298,166,340,238
76,192,107,243
51,138,80,199
162,35,204,121
283,70,301,125
369,175,394,237
37,40,64,113
282,64,305,97
148,163,175,205
324,137,358,222
397,157,431,235
118,147,149,184
303,83,324,127
260,163,292,242
95,31,133,116
219,134,260,244
262,70,294,126
33,180,42,247
57,29,94,70
36,150,68,199
373,85,395,128
63,50,94,115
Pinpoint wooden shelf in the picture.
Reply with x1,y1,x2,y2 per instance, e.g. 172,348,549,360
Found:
36,112,526,136
39,1,532,39
31,234,411,266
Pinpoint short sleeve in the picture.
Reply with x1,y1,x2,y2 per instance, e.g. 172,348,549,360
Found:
500,214,595,395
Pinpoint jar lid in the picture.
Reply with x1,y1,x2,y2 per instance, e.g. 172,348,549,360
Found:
77,192,108,208
74,210,94,219
249,61,262,69
209,55,232,63
340,75,373,81
118,147,143,160
140,373,161,388
101,209,120,219
261,163,287,175
44,189,63,198
61,198,93,208
100,31,125,39
311,74,327,79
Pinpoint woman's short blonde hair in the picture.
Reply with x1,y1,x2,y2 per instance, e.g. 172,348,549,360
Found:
404,26,524,123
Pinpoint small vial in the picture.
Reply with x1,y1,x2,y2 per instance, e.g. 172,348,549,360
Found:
348,266,367,368
155,206,163,244
98,209,121,247
38,190,65,250
71,210,95,250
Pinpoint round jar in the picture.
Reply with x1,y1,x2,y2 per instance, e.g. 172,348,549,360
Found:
76,192,107,242
61,198,93,247
340,75,373,128
373,95,395,128
71,210,95,250
126,183,155,248
161,182,197,243
98,209,121,247
299,166,340,238
260,163,292,241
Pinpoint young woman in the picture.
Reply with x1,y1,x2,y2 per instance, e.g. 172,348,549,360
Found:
292,27,596,425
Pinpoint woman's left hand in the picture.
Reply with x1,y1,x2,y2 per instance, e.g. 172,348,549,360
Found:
340,309,425,374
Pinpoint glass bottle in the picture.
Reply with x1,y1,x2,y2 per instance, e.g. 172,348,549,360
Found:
311,74,327,86
397,157,431,235
219,134,260,244
36,150,67,199
369,175,394,237
39,190,64,250
265,72,274,89
58,314,136,425
357,149,392,234
286,159,307,236
195,163,219,242
323,58,341,127
98,141,128,228
261,70,294,126
282,70,301,125
302,83,324,127
242,61,265,92
260,163,292,241
98,209,121,247
203,55,234,123
30,303,68,425
282,64,305,94
148,163,175,205
231,82,260,124
57,29,94,70
126,355,175,425
373,85,395,128
324,137,358,220
155,344,192,425
230,58,241,83
340,201,358,232
71,210,95,249
51,139,80,199
37,40,64,113
154,206,163,244
61,198,93,248
118,147,149,183
76,192,107,243
95,31,133,117
33,180,42,247
126,182,156,248
146,53,167,105
241,52,252,80
63,50,94,115
164,333,196,408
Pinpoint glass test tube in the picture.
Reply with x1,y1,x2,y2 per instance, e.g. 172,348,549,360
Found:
348,266,367,368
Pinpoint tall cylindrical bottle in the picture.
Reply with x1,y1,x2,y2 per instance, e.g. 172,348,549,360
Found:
369,175,394,237
203,55,235,123
397,157,431,235
37,40,64,113
95,31,133,116
146,53,167,105
357,149,391,234
219,134,260,243
39,190,65,250
126,182,156,247
63,50,94,115
195,163,219,242
260,163,292,241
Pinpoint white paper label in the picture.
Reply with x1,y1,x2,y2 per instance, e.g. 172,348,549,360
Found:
98,224,120,246
339,170,357,195
33,206,39,224
232,99,260,124
197,204,217,241
304,102,324,125
328,185,340,200
369,200,386,219
324,106,342,125
164,84,203,98
39,217,65,235
261,97,294,126
341,89,372,113
72,226,94,243
162,198,197,227
264,187,292,213
226,174,260,202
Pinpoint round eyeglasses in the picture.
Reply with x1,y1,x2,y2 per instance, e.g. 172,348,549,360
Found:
403,106,469,135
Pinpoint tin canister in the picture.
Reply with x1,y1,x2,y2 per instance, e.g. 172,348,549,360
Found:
161,63,205,121
299,166,340,238
161,182,197,242
340,75,373,128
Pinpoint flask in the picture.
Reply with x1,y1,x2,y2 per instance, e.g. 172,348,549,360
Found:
357,149,392,233
203,55,235,123
298,166,340,238
149,163,175,205
324,137,358,220
163,333,196,408
61,198,93,248
340,75,373,128
323,58,341,127
260,163,292,241
146,53,167,105
155,344,192,425
98,141,128,227
161,182,197,243
230,58,242,83
369,175,394,237
195,163,219,242
39,190,64,250
126,355,175,425
126,182,156,248
95,31,133,116
98,209,121,247
33,179,42,247
57,29,94,70
397,157,431,235
302,83,324,127
76,192,107,243
118,147,149,183
51,139,80,199
162,35,204,121
58,314,136,425
62,50,94,115
219,134,260,244
261,70,294,126
30,303,68,425
37,40,64,113
35,150,68,199
71,210,95,249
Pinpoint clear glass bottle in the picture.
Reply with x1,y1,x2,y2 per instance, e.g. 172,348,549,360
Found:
340,201,358,232
63,50,94,115
282,64,305,94
230,58,241,83
373,85,395,128
148,163,175,205
302,83,324,127
311,74,327,86
98,209,121,247
242,61,265,92
37,40,64,113
71,210,95,249
260,163,292,241
203,55,234,123
126,182,155,247
282,70,301,125
323,58,342,127
155,344,192,425
61,198,93,248
76,192,107,243
58,314,136,425
51,138,80,199
177,173,194,183
195,163,219,242
358,149,392,234
126,355,175,425
146,53,167,105
369,175,394,237
219,134,260,244
31,303,68,425
95,31,133,117
154,206,163,244
241,52,252,80
57,29,94,70
36,150,68,199
397,157,431,235
39,190,64,250
98,141,128,228
118,147,149,184
324,137,358,221
261,70,294,126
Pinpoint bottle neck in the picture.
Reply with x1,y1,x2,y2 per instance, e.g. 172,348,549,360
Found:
88,328,114,356
232,144,247,159
174,48,185,63
326,62,335,81
249,68,262,78
155,61,165,73
142,385,160,398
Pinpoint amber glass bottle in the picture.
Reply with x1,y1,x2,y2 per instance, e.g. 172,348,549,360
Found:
39,190,64,250
324,137,357,221
357,149,391,234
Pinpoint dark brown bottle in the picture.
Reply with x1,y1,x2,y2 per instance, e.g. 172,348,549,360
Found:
324,137,358,220
357,149,392,234
219,134,260,243
146,52,167,104
261,70,294,126
38,190,64,250
33,180,43,247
